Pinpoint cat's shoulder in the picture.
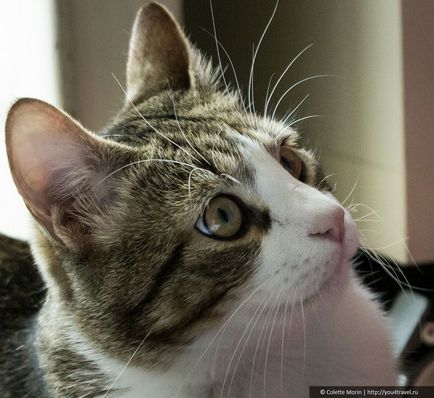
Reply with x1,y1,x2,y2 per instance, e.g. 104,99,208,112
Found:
0,233,45,324
0,233,49,397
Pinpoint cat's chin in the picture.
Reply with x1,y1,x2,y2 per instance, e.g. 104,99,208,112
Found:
306,257,352,305
299,248,357,306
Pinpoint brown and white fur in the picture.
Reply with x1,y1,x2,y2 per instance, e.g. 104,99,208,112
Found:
1,2,396,397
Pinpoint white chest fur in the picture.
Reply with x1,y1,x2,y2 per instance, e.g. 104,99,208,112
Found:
73,277,395,398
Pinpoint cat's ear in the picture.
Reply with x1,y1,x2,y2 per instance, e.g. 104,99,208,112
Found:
6,98,128,246
126,2,192,103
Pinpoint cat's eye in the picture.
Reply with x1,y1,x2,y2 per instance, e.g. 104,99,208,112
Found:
196,196,243,239
280,146,304,180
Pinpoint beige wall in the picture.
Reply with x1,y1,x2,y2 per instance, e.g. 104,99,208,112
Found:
298,1,408,262
56,0,183,131
402,0,434,263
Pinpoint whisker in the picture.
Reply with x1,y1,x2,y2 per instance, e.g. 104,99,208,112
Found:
287,114,327,128
364,238,410,251
363,276,387,288
353,211,380,223
347,202,380,218
317,172,337,191
300,293,307,381
174,277,273,398
264,43,314,117
169,93,211,166
353,201,422,273
359,245,417,295
354,218,382,224
211,129,225,167
281,94,310,125
280,295,291,396
248,288,280,397
99,159,195,184
341,179,359,207
202,28,248,114
210,0,229,93
222,290,274,398
311,305,326,334
248,0,279,115
332,182,337,193
188,167,215,201
271,74,335,120
374,250,411,294
263,285,284,398
316,286,328,308
102,327,153,397
263,73,276,116
99,158,204,185
220,174,241,184
209,131,243,185
112,73,202,164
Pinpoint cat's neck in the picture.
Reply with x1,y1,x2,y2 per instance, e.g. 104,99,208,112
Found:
35,295,111,397
35,293,210,397
35,276,396,398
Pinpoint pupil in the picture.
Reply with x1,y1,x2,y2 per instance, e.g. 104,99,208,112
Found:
281,156,293,172
217,208,229,223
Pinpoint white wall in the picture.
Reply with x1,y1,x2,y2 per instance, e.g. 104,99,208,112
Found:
0,0,61,240
0,0,182,241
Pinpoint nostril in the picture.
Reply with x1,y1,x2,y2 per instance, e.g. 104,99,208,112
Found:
323,226,342,242
309,207,345,243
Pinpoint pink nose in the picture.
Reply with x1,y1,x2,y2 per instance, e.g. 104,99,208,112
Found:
309,206,345,243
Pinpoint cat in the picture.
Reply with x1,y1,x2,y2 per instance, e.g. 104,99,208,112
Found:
0,2,396,397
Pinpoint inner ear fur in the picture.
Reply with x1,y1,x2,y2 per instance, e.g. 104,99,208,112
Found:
126,2,192,103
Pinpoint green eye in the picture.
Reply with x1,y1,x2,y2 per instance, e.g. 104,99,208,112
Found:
196,196,243,239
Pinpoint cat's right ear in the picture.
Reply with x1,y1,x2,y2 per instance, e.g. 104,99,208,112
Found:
6,98,130,246
126,2,192,104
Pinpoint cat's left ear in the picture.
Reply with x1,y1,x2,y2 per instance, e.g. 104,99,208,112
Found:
126,2,192,103
6,98,131,246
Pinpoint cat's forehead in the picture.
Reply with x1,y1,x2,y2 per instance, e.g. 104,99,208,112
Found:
99,94,305,212
103,96,299,162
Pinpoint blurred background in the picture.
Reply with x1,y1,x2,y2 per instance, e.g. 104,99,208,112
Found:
0,0,433,265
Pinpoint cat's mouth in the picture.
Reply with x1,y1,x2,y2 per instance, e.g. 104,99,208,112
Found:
308,237,357,304
301,218,357,303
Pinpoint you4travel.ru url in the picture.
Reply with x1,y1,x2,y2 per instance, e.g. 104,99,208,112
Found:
310,386,432,397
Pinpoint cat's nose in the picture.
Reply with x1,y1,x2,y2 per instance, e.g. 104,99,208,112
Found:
309,206,345,243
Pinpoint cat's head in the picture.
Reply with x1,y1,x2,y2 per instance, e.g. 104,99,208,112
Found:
5,3,358,365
